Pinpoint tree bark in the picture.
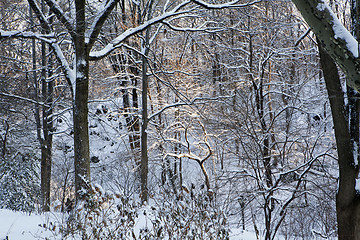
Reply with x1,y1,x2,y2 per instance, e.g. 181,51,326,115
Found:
40,0,53,211
292,0,360,91
74,0,90,201
349,0,360,182
40,40,53,212
318,41,360,240
140,41,149,204
30,4,52,211
292,0,360,238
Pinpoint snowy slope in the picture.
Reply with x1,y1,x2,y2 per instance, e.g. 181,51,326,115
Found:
0,209,258,240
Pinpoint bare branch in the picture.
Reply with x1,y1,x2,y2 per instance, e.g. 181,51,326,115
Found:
0,30,54,42
191,0,261,9
148,95,233,121
0,92,50,107
89,1,192,60
294,28,311,47
87,0,121,48
43,0,75,39
27,0,51,33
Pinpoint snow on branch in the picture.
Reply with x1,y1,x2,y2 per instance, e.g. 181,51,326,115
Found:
43,0,75,39
191,0,261,9
292,0,360,91
316,1,358,58
50,42,75,95
0,31,75,96
89,1,192,60
0,92,49,107
0,30,54,43
86,0,121,48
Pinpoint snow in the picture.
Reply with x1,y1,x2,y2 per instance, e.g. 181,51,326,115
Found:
51,42,75,84
0,210,52,239
356,178,360,192
317,1,359,58
354,142,359,167
229,228,258,240
0,30,54,43
0,209,259,239
316,2,326,11
89,1,191,59
191,0,261,10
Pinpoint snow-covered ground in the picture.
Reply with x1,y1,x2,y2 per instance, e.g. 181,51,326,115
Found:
0,210,53,239
0,209,258,240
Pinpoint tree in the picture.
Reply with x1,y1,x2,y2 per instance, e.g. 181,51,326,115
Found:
292,0,360,239
29,3,55,212
180,1,340,238
1,0,193,202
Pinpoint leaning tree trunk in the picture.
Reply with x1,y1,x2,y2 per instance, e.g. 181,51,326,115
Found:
291,0,360,238
292,0,360,91
349,0,360,186
318,42,360,240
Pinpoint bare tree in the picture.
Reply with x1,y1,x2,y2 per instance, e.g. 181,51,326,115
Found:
1,0,194,202
291,0,360,238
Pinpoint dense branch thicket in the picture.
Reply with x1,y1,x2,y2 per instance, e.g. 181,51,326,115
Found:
0,0,354,239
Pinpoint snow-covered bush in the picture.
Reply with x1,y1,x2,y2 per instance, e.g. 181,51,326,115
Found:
0,151,40,212
45,183,229,239
144,186,229,240
47,184,139,239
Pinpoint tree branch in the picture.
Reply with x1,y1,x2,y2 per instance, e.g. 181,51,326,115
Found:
0,30,54,42
27,0,51,33
87,0,121,48
292,0,360,91
191,0,261,9
89,1,192,60
0,92,50,107
43,0,76,39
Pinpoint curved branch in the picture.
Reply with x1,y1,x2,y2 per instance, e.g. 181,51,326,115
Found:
43,0,75,39
191,0,261,9
292,0,360,91
87,0,121,48
27,0,51,33
89,1,192,60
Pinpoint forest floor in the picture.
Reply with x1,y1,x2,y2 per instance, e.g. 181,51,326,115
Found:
0,209,258,239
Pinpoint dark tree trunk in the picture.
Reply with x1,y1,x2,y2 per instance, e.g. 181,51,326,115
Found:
318,41,360,240
30,4,52,211
140,41,149,204
74,0,90,201
40,2,53,210
40,41,53,212
350,0,360,181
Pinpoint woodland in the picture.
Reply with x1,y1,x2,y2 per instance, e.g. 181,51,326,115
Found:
1,0,360,239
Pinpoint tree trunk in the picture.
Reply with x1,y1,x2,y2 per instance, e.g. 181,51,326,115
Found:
40,1,53,210
74,0,90,201
40,42,53,212
140,33,149,204
292,0,360,91
349,0,360,181
318,41,360,240
30,4,52,211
